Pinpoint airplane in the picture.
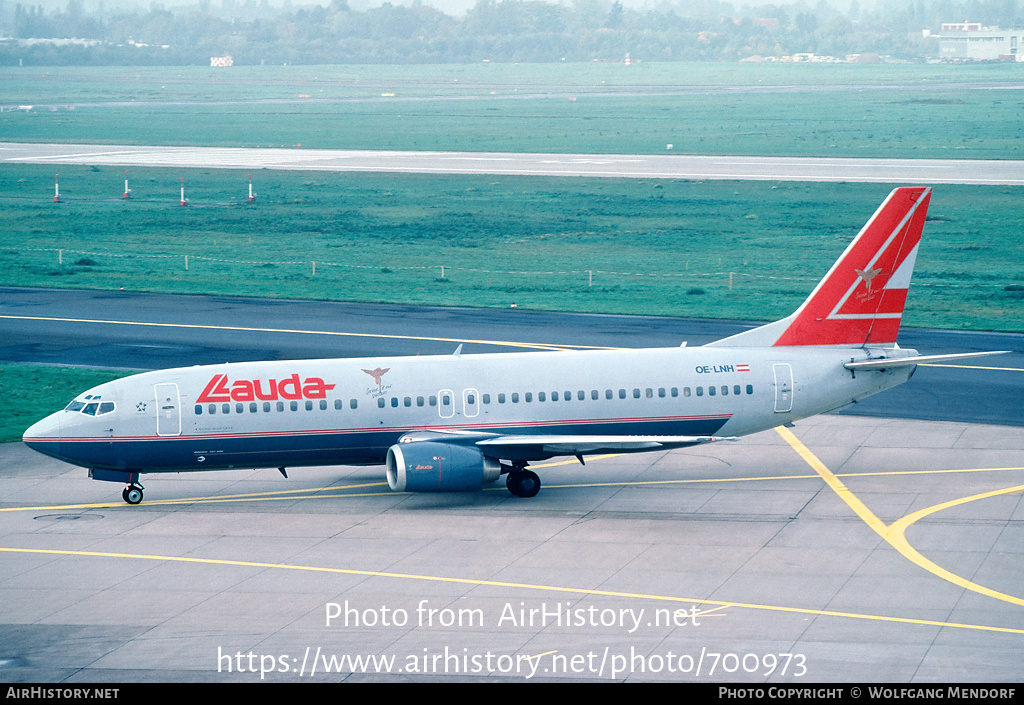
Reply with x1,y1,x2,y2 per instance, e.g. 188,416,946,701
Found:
23,186,1006,505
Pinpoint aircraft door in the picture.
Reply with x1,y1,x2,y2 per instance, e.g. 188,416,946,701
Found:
463,388,480,418
154,383,182,436
772,364,793,413
438,389,455,419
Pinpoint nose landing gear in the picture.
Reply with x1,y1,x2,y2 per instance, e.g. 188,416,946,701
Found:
122,483,144,505
90,469,146,505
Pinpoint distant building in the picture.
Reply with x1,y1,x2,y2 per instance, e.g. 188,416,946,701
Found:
942,22,982,32
211,55,234,67
935,24,1022,61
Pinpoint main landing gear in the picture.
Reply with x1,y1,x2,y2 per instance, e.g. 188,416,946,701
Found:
122,483,144,505
505,465,541,498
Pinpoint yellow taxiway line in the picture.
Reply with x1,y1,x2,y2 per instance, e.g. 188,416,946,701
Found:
0,314,614,352
1,544,1021,635
776,425,1024,609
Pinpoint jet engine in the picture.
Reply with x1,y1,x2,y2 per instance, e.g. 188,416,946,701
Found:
386,441,501,492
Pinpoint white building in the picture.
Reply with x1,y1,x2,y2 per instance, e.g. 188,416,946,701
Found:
934,23,1022,61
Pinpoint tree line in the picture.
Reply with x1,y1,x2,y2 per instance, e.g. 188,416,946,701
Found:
1,0,1022,65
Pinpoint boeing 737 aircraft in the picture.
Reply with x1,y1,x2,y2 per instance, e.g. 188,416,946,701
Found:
23,187,1005,504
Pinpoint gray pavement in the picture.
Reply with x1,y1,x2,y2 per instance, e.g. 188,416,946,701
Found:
4,142,1024,185
2,414,1023,682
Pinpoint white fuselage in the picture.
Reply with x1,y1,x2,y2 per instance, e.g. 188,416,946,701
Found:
24,345,912,475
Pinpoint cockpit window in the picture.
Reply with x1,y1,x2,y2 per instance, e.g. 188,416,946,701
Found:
66,398,115,416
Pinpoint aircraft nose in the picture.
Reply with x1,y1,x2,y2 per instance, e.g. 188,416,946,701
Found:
23,412,63,458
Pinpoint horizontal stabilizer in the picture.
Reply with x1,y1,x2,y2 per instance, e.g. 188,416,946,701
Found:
844,350,1009,371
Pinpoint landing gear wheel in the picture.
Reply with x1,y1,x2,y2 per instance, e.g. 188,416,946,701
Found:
122,485,143,505
506,469,541,498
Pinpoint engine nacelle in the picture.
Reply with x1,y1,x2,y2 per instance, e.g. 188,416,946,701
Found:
386,441,501,492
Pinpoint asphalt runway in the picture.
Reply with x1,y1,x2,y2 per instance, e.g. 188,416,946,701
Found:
4,142,1024,185
2,287,1024,682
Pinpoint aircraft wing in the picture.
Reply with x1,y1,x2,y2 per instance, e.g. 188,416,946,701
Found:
475,435,737,454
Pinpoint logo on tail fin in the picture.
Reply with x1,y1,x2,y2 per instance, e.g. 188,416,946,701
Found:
854,266,882,301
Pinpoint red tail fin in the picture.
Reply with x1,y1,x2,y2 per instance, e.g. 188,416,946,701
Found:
772,187,931,347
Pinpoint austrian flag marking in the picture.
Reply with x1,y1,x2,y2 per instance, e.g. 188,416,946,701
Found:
197,373,336,403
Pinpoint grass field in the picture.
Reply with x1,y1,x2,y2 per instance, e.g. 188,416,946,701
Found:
2,64,1021,331
2,163,1022,331
4,63,1024,101
0,364,131,442
2,63,1023,159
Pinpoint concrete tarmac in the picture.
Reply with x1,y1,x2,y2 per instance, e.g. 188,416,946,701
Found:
1,414,1023,682
2,288,1023,682
4,142,1024,185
